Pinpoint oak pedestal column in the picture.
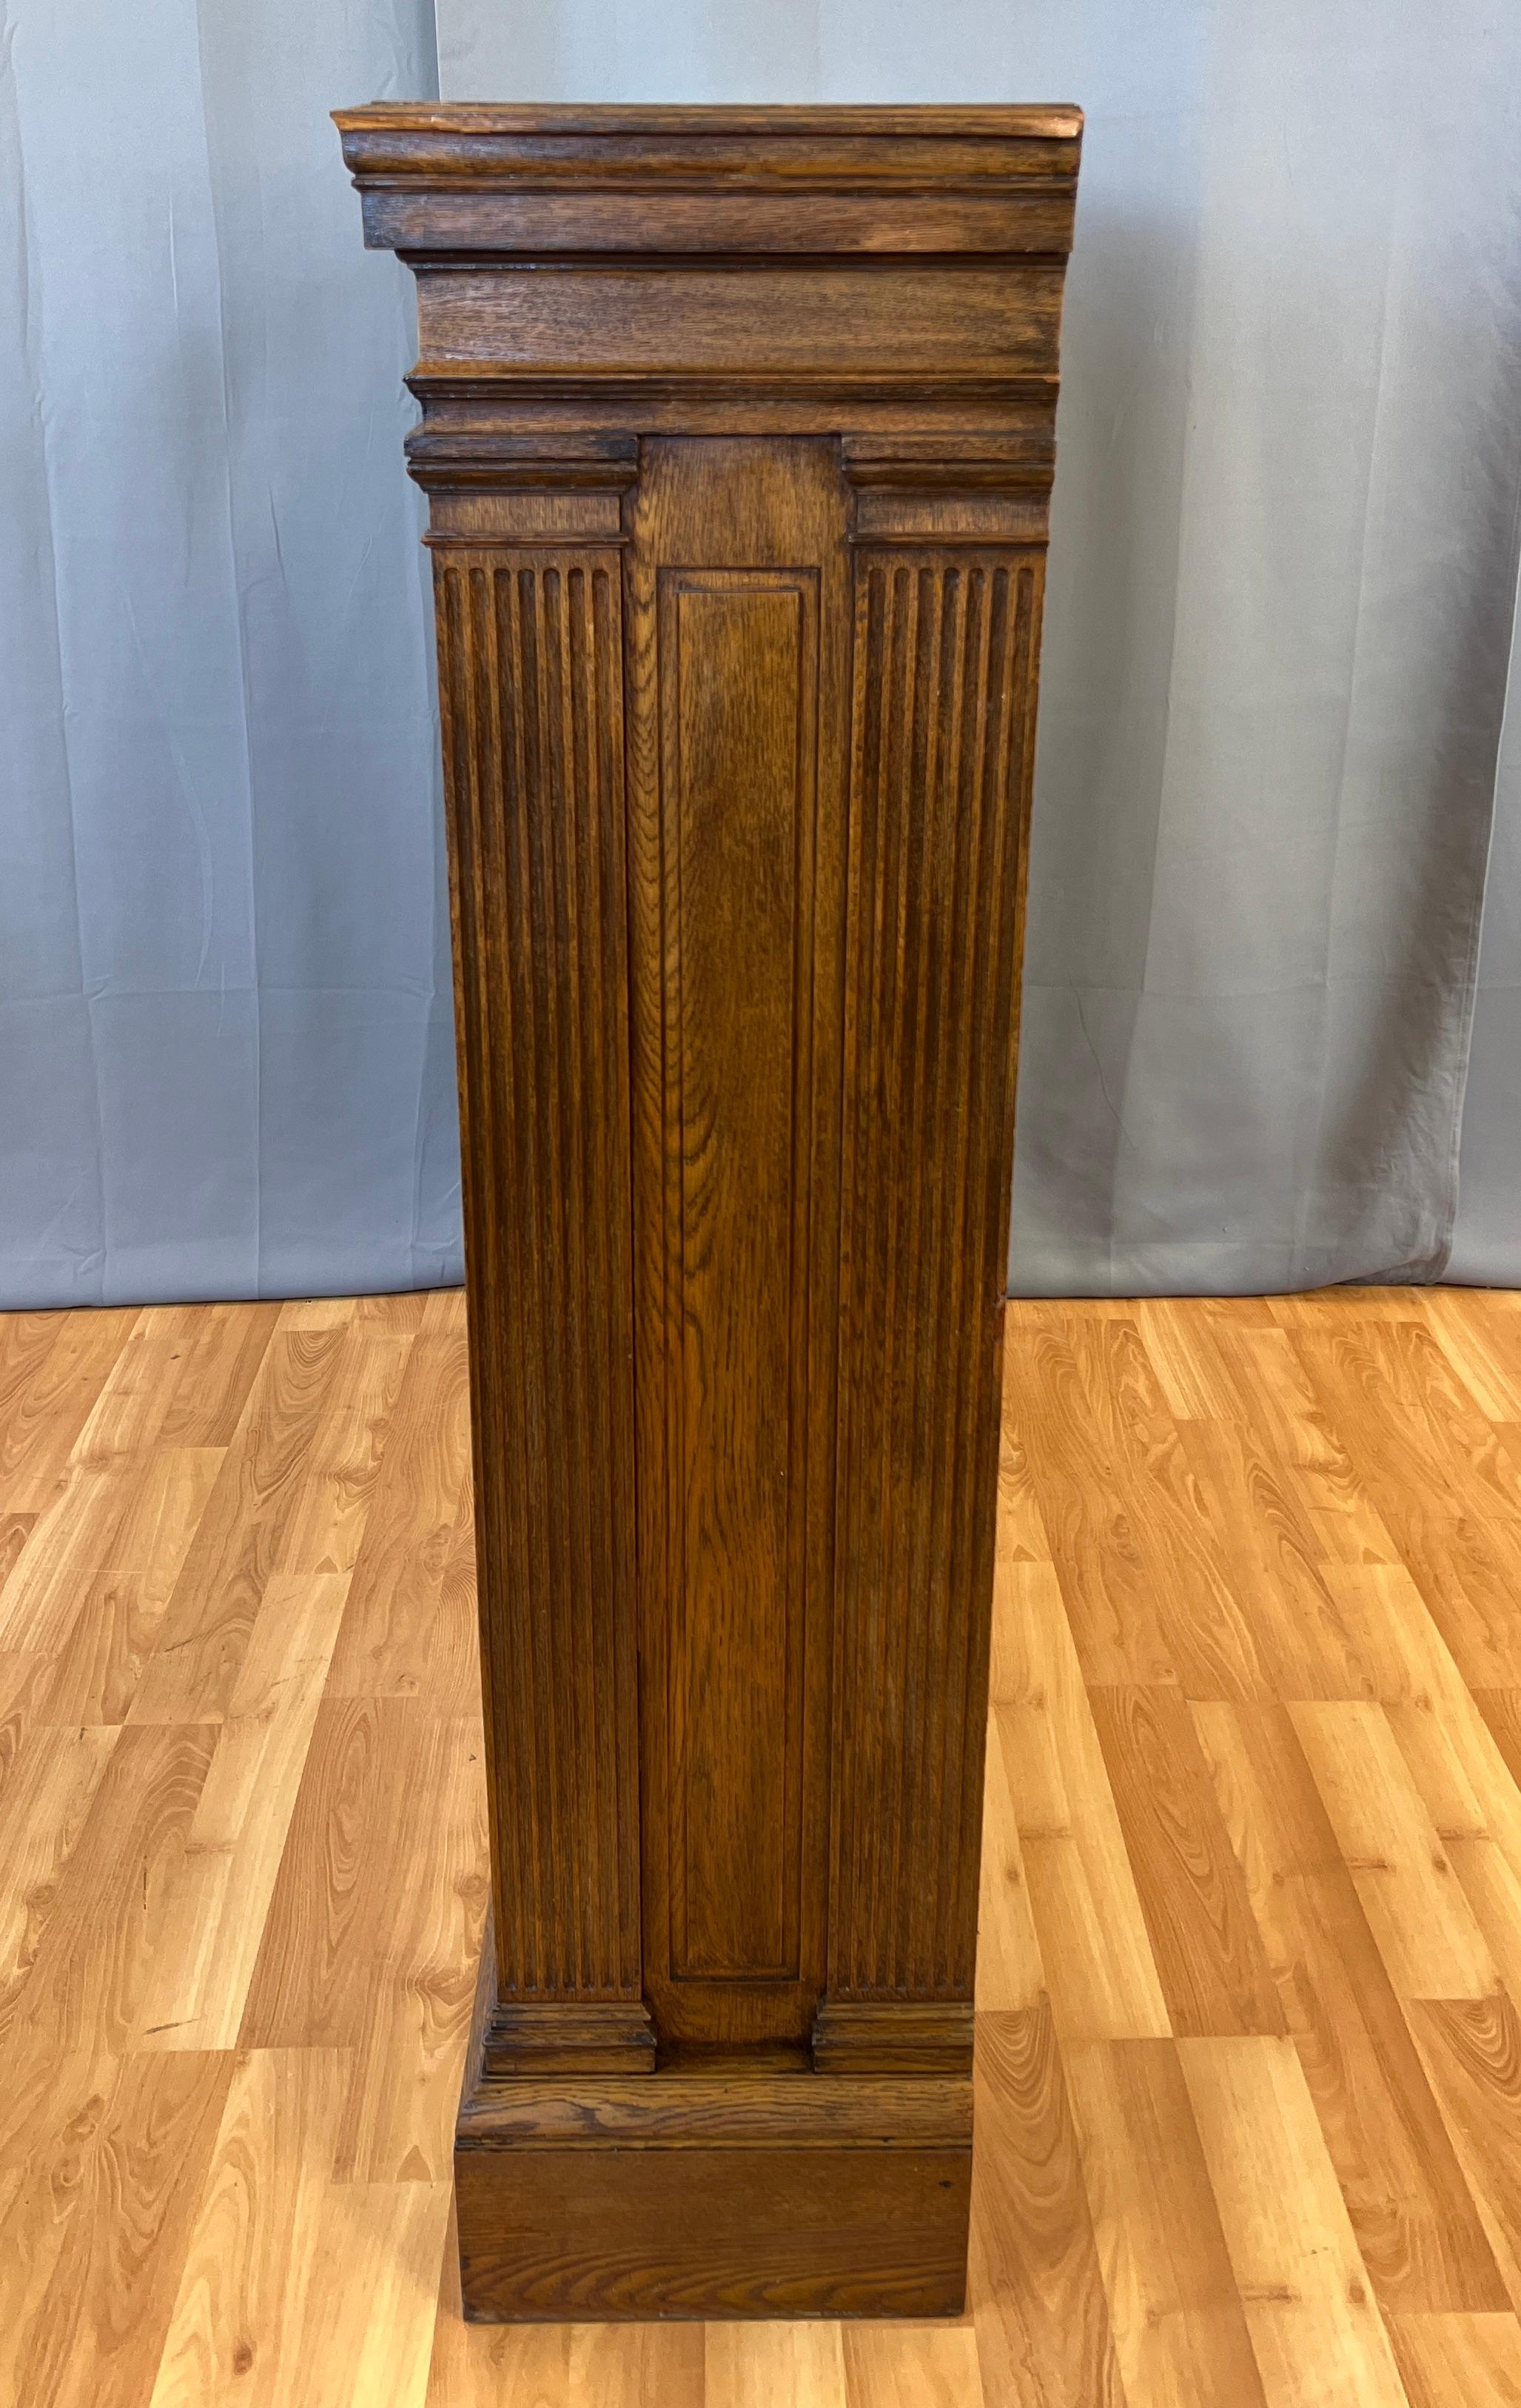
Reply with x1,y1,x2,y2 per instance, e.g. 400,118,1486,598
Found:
336,101,1081,2321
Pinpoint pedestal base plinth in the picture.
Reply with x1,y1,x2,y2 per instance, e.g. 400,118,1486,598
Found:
453,2071,973,2320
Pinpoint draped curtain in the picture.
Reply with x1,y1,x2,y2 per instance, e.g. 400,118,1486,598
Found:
1,0,459,1307
5,0,1520,1307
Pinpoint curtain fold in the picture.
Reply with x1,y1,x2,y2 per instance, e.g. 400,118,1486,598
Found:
1450,600,1521,1284
1,0,460,1308
440,0,1521,1299
6,1,1520,1309
1007,0,1521,1293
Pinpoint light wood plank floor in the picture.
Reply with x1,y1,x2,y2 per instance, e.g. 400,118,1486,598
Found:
4,1287,1521,2405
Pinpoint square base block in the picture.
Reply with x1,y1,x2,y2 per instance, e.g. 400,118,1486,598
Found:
454,2071,973,2320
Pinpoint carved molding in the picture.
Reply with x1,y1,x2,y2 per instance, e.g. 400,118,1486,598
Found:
827,547,1041,2005
436,545,650,2060
812,1997,976,2075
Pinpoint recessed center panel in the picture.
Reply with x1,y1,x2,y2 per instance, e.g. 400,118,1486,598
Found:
665,568,815,1982
628,440,849,2044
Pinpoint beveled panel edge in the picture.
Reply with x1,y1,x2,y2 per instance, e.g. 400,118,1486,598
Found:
654,563,821,1999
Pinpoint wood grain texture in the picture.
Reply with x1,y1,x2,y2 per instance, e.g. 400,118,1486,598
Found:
436,547,645,2045
842,2323,984,2408
427,2310,706,2408
127,1327,351,1723
325,1330,472,1708
1181,2035,1408,2407
1091,1683,1284,2038
343,103,1085,2314
0,1307,140,1512
1387,2313,1521,2408
969,2006,1124,2407
827,551,1038,2019
453,2136,971,2320
1192,1697,1507,2311
13,1286,1521,2390
705,2324,847,2408
1063,2036,1269,2408
625,438,848,2050
1408,1993,1521,2313
136,1574,352,2052
0,2048,234,2408
992,1560,1172,2042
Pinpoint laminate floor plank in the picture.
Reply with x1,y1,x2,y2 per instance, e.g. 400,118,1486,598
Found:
149,2048,453,2408
425,2310,706,2408
1007,1317,1192,1688
975,1712,1047,2014
1292,1318,1521,1532
154,1301,281,1449
6,1286,1521,2405
237,1691,487,2190
0,2045,233,2408
273,1327,414,1576
275,1298,358,1331
69,1331,198,1473
842,2321,985,2407
36,1449,226,1726
1266,1287,1433,1329
108,1444,230,1602
1407,1994,1521,2315
1292,1700,1500,2002
1090,1683,1284,2038
128,1328,352,1724
1420,1291,1521,1424
1179,2033,1407,2408
3,1720,218,2056
331,1710,486,2184
993,1398,1053,1569
0,1719,120,2020
1021,1315,1292,1703
992,1560,1172,2042
0,1464,148,1655
1062,2036,1269,2408
705,2322,847,2408
135,1575,352,2052
1176,1418,1377,1701
0,1646,48,1768
0,1305,141,1512
1386,2310,1521,2407
0,1510,35,1589
1474,1691,1521,1791
1192,1698,1507,2312
1394,1514,1521,1689
970,2005,1125,2408
324,1329,473,1709
148,2045,354,2408
236,1694,423,2050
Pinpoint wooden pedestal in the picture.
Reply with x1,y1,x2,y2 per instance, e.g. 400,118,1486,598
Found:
336,101,1081,2320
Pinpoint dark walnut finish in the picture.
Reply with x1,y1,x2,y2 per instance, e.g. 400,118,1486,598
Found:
336,100,1081,2319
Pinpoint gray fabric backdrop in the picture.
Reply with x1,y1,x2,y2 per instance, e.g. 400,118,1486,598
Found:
5,0,1520,1307
1451,601,1521,1286
2,0,460,1307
